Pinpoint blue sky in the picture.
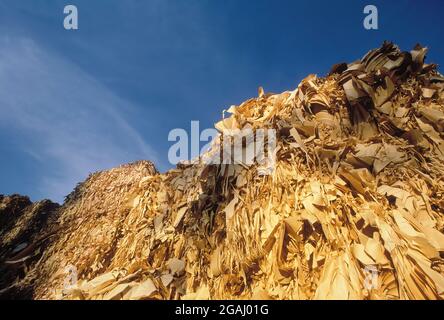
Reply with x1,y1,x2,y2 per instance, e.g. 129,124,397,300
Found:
0,0,443,203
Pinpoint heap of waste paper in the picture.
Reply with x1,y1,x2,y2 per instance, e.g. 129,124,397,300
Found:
1,42,444,300
0,195,59,298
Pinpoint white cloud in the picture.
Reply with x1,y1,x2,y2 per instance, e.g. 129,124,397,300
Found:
0,36,158,202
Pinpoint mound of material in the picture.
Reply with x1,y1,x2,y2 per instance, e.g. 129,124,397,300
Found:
2,42,444,300
0,195,59,298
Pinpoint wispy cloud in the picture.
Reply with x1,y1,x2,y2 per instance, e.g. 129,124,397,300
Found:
0,36,158,202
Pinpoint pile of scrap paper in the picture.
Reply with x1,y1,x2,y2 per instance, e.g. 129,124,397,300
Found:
1,42,444,300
